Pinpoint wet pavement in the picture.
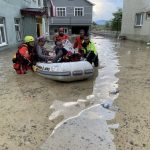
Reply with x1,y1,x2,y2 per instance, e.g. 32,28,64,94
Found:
113,41,150,150
0,36,150,150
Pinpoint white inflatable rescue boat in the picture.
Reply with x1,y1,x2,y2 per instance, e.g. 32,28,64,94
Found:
35,61,93,82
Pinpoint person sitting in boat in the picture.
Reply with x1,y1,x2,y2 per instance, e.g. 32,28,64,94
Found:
73,29,85,55
53,27,69,44
36,35,53,62
12,36,36,74
52,41,68,63
82,34,99,67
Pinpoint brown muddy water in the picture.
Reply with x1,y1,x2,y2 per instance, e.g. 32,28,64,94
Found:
113,41,150,150
0,37,149,150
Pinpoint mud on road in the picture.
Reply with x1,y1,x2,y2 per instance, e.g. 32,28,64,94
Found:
0,37,150,150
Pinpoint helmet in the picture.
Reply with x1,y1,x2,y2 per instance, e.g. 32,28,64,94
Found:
24,36,35,43
58,27,64,32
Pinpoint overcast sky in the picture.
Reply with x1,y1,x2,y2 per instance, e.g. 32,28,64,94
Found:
89,0,123,21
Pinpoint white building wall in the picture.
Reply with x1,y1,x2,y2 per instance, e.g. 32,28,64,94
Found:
0,0,46,50
121,0,150,42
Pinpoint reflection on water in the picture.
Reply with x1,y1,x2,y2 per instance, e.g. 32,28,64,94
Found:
93,38,119,101
41,36,120,150
41,104,117,150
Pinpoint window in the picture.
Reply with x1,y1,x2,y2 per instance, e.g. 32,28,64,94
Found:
56,7,66,17
38,0,41,7
135,13,143,26
64,28,68,34
74,7,84,16
14,18,22,41
146,12,150,19
0,17,7,46
54,29,58,33
54,28,68,34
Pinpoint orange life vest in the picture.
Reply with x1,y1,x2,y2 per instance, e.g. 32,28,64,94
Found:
12,44,33,74
55,34,69,42
74,36,84,50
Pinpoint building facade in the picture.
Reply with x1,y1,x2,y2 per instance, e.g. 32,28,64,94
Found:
49,0,94,36
121,0,150,42
0,0,49,51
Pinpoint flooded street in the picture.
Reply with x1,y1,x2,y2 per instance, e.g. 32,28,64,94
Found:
113,41,150,150
0,36,150,150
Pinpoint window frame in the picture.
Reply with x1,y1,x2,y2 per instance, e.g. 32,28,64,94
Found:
14,18,22,42
64,28,68,34
38,0,41,7
0,17,7,47
135,13,144,27
56,7,66,17
146,12,150,19
74,7,84,17
54,28,68,34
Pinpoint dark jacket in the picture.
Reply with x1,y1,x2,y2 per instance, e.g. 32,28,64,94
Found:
36,44,51,62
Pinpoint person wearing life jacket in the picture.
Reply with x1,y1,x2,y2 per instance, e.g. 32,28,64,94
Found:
36,35,53,62
53,27,69,43
73,29,85,55
12,36,36,74
82,34,99,67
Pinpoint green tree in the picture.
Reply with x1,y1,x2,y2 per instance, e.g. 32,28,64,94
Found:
105,21,111,29
111,8,122,31
92,21,97,26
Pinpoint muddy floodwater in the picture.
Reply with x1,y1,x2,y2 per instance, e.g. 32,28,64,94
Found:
0,36,150,150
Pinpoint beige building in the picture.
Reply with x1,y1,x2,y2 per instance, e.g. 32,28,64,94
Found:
121,0,150,42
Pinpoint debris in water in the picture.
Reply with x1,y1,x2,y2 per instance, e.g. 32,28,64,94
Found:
147,42,150,46
109,89,119,95
101,103,110,109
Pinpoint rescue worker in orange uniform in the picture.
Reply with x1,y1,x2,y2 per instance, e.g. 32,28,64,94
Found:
12,36,36,74
73,29,85,55
53,27,69,43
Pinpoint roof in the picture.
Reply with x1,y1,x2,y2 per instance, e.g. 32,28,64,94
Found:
85,0,95,5
51,0,95,6
20,8,46,16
